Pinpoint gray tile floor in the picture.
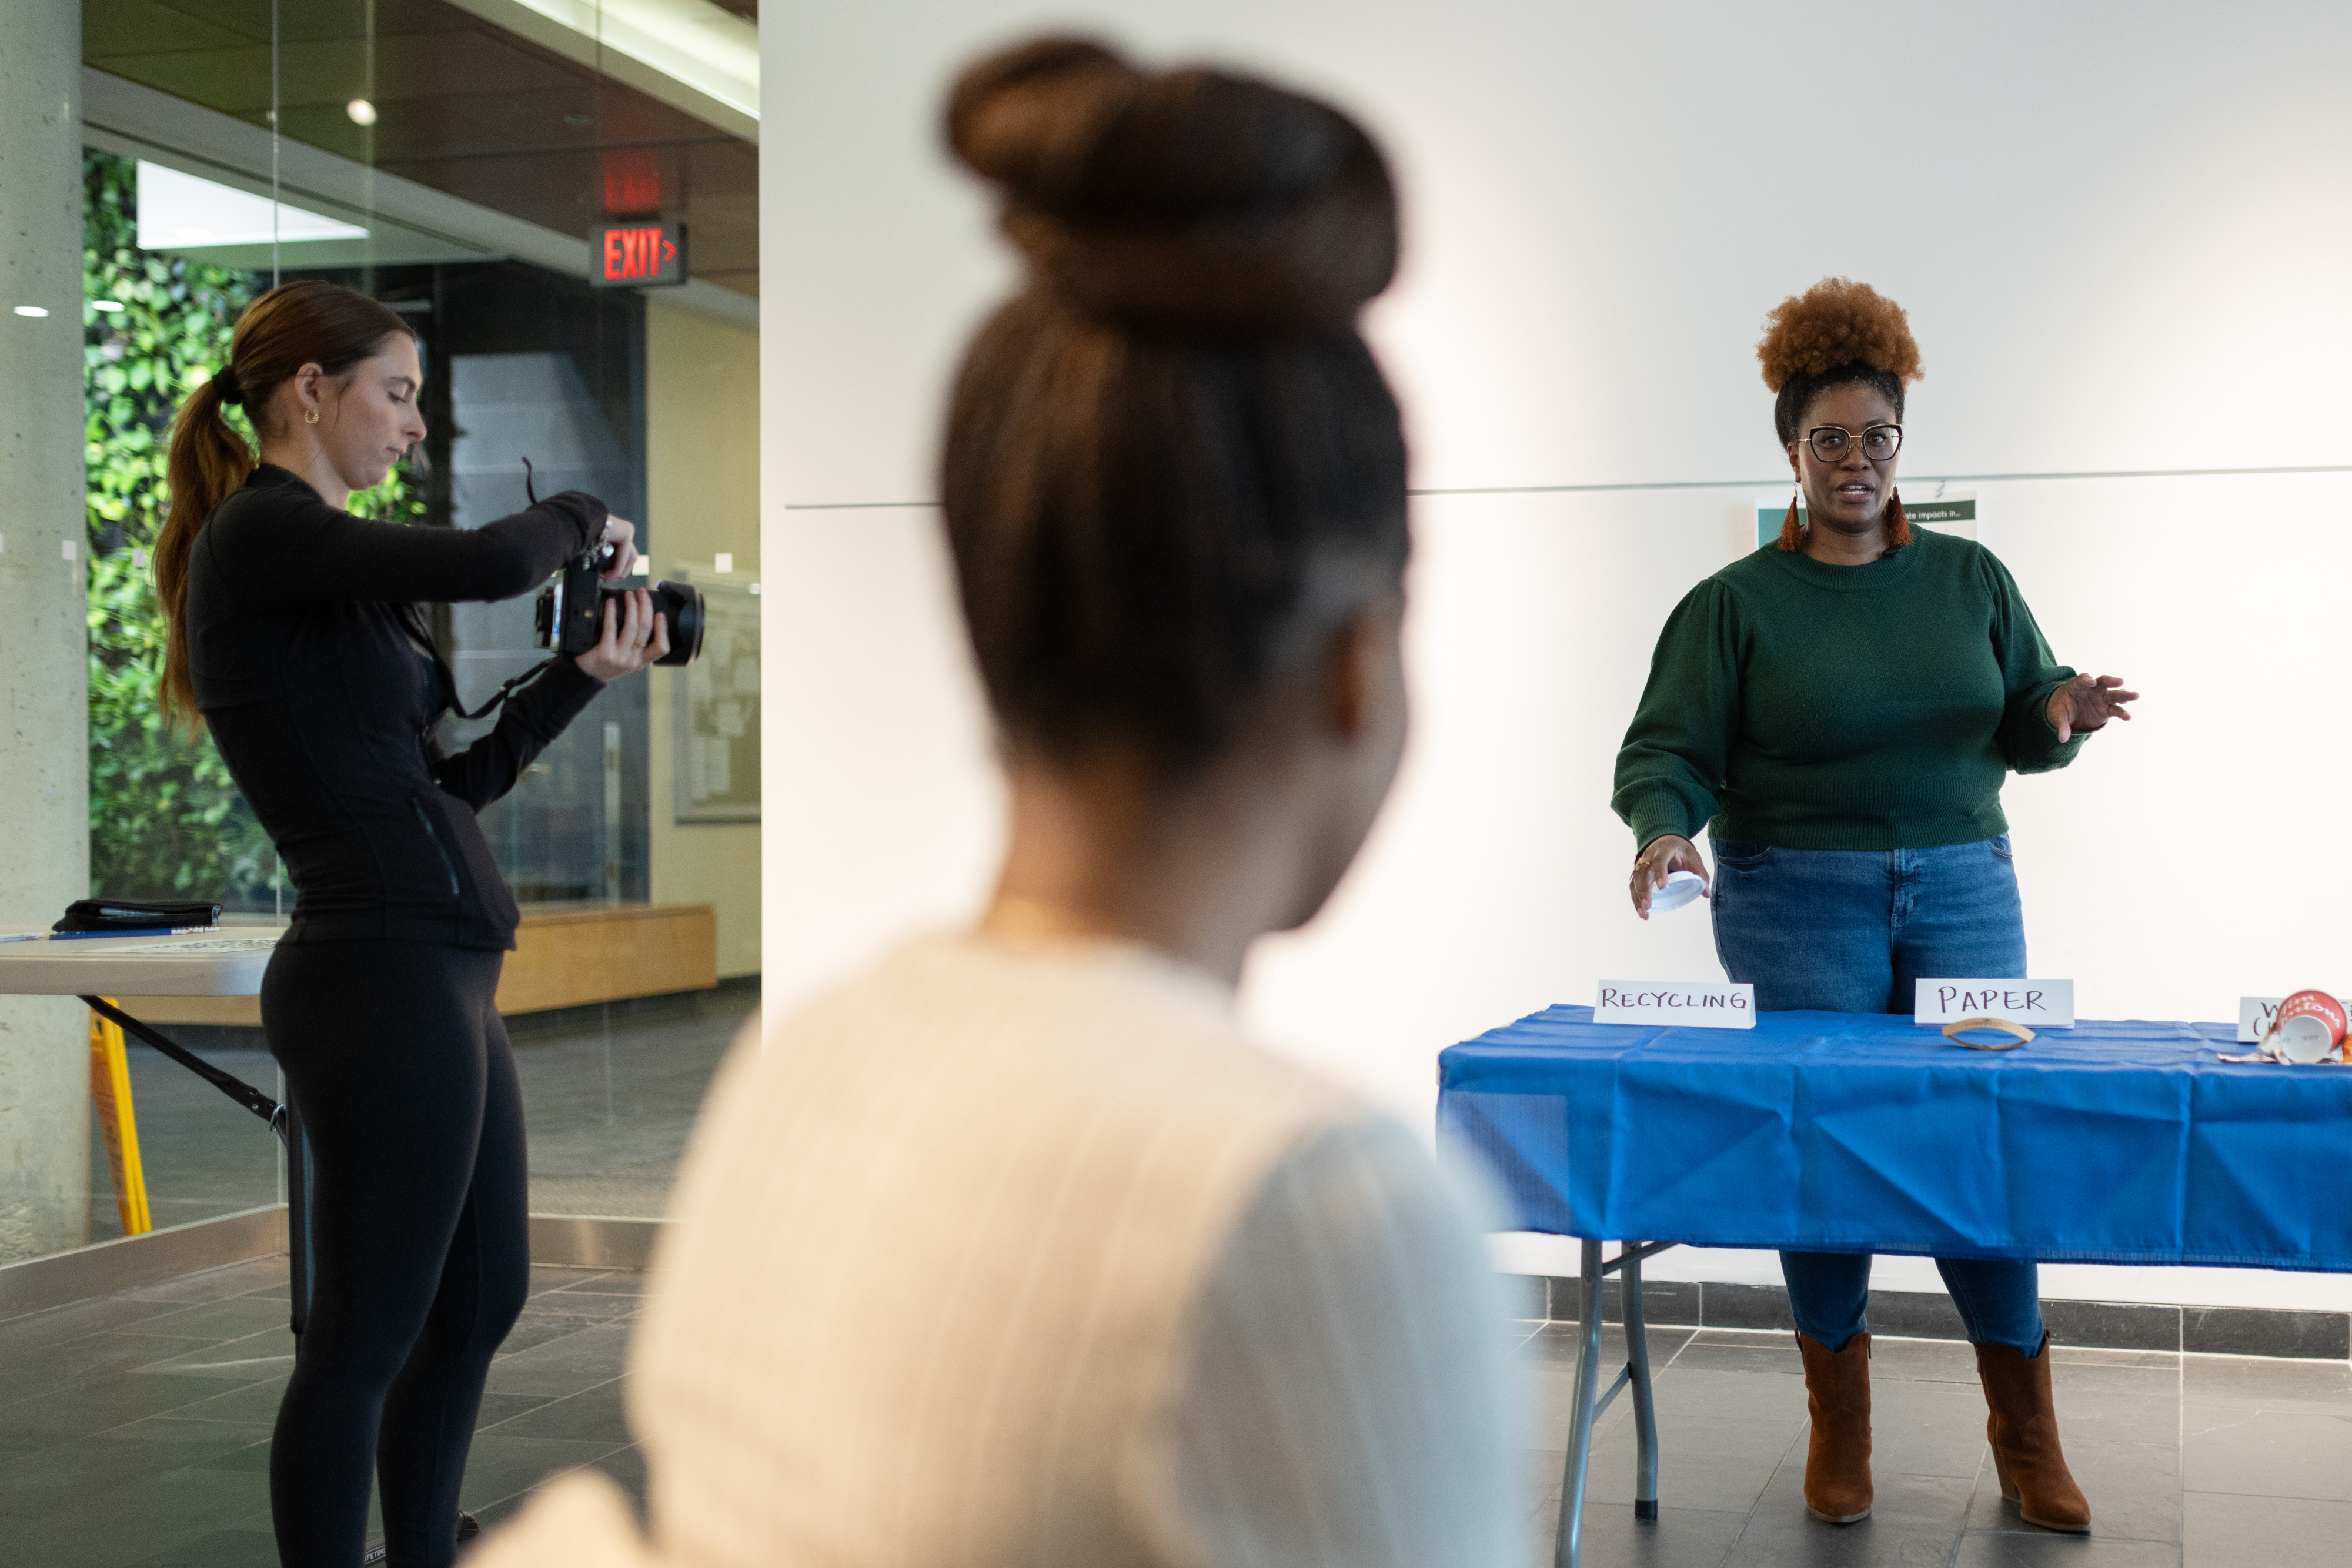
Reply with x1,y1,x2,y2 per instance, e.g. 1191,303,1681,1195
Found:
0,1256,644,1566
8,1261,2348,1566
87,990,753,1243
1515,1319,2352,1567
500,996,747,1218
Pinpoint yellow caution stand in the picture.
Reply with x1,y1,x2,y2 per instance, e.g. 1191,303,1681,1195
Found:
0,933,282,1251
88,996,153,1234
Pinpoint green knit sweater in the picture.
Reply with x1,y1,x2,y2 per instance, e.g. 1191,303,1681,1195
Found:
1612,528,2087,851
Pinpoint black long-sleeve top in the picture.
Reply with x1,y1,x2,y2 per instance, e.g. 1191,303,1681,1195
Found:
188,463,608,949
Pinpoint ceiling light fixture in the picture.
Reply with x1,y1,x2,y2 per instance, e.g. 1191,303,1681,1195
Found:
92,300,126,312
450,0,756,129
14,306,49,317
135,162,370,251
346,99,379,126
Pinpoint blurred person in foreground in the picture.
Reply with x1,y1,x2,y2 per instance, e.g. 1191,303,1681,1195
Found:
470,35,1519,1568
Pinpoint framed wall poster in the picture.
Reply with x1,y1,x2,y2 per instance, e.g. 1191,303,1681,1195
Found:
1753,482,1978,550
671,563,760,823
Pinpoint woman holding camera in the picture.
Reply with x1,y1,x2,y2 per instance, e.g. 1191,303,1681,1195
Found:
158,279,669,1567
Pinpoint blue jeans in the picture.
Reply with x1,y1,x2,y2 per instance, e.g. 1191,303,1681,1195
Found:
1710,835,2045,1355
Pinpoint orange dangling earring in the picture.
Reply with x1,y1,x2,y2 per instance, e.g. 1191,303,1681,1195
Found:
1883,486,1912,549
1776,483,1803,552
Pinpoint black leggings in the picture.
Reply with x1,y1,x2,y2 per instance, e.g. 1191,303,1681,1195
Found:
263,941,528,1568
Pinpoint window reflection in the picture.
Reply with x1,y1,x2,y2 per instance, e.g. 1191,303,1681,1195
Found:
67,0,760,1266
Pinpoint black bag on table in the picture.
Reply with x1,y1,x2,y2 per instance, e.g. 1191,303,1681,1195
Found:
52,898,222,933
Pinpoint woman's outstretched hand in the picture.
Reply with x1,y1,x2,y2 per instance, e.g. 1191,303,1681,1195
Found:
2046,673,2137,743
575,588,670,681
1629,834,1710,920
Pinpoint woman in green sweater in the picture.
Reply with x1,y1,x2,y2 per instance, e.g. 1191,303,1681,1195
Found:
1611,279,2135,1536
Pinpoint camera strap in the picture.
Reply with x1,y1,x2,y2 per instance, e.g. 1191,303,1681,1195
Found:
446,656,559,723
439,456,562,722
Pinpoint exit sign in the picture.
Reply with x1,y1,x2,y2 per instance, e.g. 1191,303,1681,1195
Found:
592,219,686,288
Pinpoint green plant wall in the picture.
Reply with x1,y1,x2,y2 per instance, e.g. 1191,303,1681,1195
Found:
83,150,422,906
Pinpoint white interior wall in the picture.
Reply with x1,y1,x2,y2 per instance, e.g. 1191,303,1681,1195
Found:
762,1,2352,1312
645,302,764,977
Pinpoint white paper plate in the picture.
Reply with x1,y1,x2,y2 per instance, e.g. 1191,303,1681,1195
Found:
1649,870,1705,914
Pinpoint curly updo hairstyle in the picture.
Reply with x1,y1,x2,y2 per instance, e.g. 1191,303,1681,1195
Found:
1756,277,1922,552
940,36,1409,778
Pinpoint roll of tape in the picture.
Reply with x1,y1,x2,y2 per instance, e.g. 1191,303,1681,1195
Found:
1649,870,1704,914
1944,1016,2034,1051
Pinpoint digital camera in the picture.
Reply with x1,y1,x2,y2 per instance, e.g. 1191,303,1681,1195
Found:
533,541,706,666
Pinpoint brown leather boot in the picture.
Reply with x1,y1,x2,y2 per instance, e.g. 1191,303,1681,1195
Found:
1974,1335,2091,1533
1795,1332,1873,1523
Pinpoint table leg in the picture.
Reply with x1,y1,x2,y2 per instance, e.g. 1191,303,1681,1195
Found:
1553,1238,1605,1568
1623,1243,1659,1522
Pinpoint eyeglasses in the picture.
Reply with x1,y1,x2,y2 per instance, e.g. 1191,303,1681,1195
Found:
1798,423,1903,464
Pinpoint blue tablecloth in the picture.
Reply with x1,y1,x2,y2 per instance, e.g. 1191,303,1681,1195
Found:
1438,1007,2352,1271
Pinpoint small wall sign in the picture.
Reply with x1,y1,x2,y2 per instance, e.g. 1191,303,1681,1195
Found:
592,219,687,288
1915,979,2074,1029
1752,484,1977,549
1596,981,1756,1029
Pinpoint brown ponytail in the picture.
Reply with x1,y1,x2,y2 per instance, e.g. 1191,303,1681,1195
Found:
157,280,414,725
158,375,255,723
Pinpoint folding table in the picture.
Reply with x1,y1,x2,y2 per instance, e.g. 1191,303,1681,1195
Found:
0,930,317,1329
1437,1005,2352,1568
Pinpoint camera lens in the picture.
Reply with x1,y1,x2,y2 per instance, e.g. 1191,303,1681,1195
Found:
653,581,704,666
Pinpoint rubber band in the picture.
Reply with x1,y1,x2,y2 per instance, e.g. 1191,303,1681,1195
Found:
1943,1016,2034,1051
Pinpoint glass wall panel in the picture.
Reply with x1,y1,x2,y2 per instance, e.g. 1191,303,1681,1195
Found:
59,0,760,1267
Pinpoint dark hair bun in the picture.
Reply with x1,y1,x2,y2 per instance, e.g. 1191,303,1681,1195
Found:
1757,277,1922,391
946,37,1398,333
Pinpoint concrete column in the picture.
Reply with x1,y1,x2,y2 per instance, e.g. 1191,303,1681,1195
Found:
0,0,92,1263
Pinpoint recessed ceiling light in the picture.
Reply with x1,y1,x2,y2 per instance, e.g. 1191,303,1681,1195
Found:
136,163,369,249
13,306,49,317
346,99,378,126
92,300,126,313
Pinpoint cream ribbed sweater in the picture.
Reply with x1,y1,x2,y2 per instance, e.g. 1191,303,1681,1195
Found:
473,935,1516,1568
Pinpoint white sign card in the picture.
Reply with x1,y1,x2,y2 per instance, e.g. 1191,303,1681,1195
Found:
1596,981,1756,1030
1914,979,2075,1029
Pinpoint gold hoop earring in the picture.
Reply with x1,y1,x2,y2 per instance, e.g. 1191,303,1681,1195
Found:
303,409,319,425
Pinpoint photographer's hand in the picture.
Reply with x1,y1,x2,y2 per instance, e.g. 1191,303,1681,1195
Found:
598,516,640,583
574,589,671,681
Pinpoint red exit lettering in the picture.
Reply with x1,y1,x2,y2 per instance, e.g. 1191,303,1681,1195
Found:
590,220,685,287
603,226,659,280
